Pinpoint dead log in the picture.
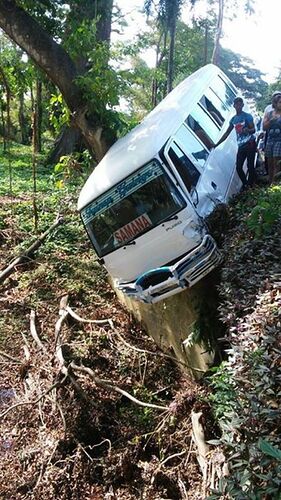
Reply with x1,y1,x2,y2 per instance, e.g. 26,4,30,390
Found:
0,215,64,284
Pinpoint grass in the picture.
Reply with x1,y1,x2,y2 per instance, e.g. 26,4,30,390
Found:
0,142,51,196
0,144,188,499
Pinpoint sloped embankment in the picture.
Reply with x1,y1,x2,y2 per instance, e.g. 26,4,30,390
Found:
0,192,211,499
210,184,281,498
1,180,280,499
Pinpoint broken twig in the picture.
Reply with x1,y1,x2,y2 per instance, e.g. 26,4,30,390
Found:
0,215,64,284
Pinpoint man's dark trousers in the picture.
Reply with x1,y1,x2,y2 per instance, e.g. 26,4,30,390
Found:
236,140,256,187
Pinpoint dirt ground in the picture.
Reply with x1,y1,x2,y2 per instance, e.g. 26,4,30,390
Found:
0,195,215,500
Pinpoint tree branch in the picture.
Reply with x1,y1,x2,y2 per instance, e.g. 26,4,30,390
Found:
71,362,170,412
0,215,64,284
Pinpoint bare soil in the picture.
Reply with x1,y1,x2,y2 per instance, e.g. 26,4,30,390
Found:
0,195,214,500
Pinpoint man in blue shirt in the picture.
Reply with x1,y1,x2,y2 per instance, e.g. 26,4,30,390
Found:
214,97,256,189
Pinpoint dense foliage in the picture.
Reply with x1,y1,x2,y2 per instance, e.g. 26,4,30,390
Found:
0,0,270,163
209,186,281,498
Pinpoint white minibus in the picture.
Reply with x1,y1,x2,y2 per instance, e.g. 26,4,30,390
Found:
78,64,244,303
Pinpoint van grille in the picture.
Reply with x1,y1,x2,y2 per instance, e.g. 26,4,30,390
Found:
136,268,173,289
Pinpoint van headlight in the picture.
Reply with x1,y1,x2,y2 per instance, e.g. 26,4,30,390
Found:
182,220,205,239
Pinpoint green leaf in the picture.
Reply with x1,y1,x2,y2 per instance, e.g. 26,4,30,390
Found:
55,180,64,189
258,439,281,461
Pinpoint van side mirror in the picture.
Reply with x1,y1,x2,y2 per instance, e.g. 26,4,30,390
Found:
190,186,199,207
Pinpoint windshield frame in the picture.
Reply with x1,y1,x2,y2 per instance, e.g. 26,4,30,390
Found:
80,159,187,257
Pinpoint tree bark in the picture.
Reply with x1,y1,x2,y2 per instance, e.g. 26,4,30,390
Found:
166,15,176,94
46,125,83,166
18,92,27,144
34,78,42,153
0,0,114,160
1,102,6,152
0,64,12,139
152,30,167,107
204,22,209,65
212,0,224,66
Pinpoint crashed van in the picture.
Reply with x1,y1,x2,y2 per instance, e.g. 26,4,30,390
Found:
78,64,244,303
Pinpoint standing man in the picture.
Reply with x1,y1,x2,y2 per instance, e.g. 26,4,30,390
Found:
214,97,256,189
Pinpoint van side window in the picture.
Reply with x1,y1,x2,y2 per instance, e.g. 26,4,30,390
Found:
175,124,209,169
199,93,225,128
186,104,220,148
168,142,200,192
210,75,236,109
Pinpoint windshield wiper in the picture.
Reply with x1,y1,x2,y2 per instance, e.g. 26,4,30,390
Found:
164,215,178,223
123,240,136,247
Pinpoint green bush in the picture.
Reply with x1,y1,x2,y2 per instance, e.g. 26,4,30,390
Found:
246,185,281,237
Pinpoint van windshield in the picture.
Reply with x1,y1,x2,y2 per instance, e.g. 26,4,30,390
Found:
81,160,186,257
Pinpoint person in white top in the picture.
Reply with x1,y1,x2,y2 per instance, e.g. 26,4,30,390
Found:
263,93,281,184
263,91,281,126
261,91,281,176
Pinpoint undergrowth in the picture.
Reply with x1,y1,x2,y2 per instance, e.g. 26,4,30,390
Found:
208,183,281,499
0,144,205,499
1,144,281,499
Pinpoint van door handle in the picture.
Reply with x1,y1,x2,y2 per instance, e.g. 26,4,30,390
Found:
211,181,217,190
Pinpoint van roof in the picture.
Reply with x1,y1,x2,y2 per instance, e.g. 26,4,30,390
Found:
78,64,221,211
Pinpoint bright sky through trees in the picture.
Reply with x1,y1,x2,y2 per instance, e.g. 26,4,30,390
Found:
117,0,281,83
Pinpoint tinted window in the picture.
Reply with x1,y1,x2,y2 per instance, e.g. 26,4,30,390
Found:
186,104,220,148
168,142,200,191
199,91,226,127
210,75,236,109
175,124,209,169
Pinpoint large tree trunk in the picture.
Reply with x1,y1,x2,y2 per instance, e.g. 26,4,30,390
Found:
152,30,167,106
18,92,29,144
212,0,224,66
0,0,114,161
46,126,83,166
166,16,176,95
0,64,12,140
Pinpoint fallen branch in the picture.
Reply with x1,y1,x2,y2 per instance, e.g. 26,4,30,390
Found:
65,305,111,325
54,296,89,400
30,310,47,352
0,215,64,284
0,375,67,420
191,410,210,484
160,449,186,467
54,295,69,356
0,349,21,363
71,362,170,412
88,438,112,455
64,308,204,373
21,333,31,362
151,449,186,485
109,322,205,373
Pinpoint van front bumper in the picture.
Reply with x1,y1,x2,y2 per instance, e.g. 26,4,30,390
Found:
117,234,222,304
